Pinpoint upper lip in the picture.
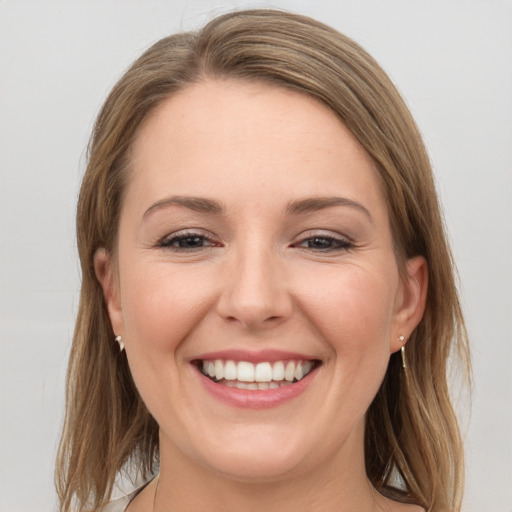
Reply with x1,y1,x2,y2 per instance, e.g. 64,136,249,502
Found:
191,349,319,364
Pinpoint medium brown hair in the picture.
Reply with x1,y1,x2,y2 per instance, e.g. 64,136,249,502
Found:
56,9,470,512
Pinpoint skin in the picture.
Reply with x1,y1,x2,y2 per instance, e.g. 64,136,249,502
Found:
95,79,427,512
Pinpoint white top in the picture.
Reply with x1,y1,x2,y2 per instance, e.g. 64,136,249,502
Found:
100,479,153,512
100,493,135,512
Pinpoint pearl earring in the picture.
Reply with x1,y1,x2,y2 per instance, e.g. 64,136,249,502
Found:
115,335,125,352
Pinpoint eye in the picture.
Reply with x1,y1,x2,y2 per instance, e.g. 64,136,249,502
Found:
293,233,354,252
158,231,220,251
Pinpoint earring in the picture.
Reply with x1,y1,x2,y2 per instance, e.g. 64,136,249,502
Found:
399,335,406,369
115,335,125,352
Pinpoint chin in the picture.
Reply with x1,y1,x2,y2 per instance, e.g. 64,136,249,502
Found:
203,448,307,484
180,421,331,484
156,418,308,483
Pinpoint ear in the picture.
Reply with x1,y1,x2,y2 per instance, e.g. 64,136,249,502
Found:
390,255,428,354
94,248,124,337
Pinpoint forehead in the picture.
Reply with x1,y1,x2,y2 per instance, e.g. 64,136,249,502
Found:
126,79,386,217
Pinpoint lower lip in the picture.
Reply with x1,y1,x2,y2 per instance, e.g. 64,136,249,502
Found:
196,367,317,409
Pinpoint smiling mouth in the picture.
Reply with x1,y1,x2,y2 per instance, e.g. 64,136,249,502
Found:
195,359,320,390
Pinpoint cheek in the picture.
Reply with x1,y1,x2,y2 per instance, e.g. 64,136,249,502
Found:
116,260,217,414
116,261,216,421
303,265,397,342
296,261,398,393
119,262,211,349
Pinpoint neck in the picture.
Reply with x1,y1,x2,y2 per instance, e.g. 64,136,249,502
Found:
155,427,380,512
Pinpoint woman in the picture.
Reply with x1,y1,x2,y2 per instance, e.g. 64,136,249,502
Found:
55,9,470,512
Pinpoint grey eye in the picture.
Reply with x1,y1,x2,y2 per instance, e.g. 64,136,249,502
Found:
298,236,352,251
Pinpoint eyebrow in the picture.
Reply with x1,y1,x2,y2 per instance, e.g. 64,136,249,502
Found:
286,196,373,222
143,195,373,222
143,196,224,217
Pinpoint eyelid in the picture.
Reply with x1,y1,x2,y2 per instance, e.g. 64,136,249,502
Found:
157,228,221,250
155,228,354,253
293,228,354,242
291,229,355,252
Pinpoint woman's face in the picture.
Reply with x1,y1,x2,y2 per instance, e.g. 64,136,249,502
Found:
96,79,426,482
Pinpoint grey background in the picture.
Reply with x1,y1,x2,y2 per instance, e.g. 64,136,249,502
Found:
1,1,511,510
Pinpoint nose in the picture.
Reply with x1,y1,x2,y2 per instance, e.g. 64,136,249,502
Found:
216,244,293,331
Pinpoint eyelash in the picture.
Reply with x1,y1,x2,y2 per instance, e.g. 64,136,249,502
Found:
158,230,354,254
158,231,220,251
292,234,354,252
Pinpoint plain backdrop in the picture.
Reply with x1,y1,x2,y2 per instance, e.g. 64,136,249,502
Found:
0,1,511,511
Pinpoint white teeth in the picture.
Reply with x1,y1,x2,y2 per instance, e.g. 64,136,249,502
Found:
224,360,237,381
214,360,224,380
200,358,316,385
294,361,303,381
237,361,255,382
284,361,295,382
255,362,273,382
303,360,314,375
225,380,293,390
272,361,285,381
